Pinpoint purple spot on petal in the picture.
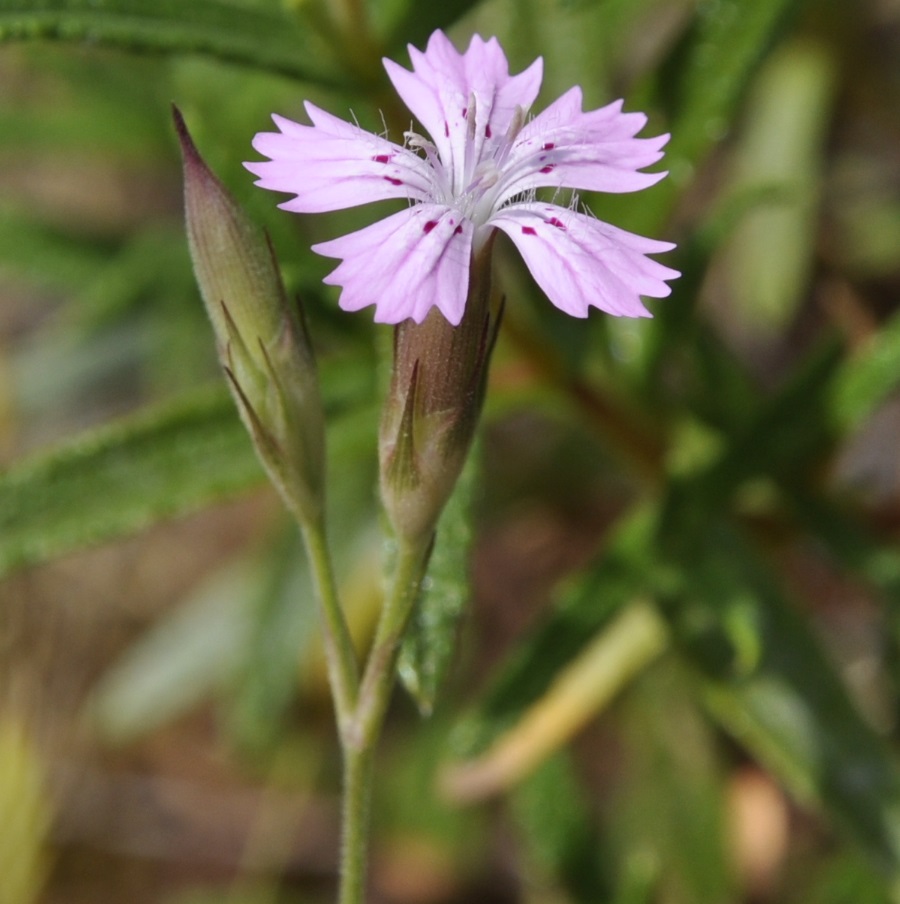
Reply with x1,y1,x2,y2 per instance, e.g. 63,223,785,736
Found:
384,176,403,185
423,220,438,234
485,123,492,138
542,142,555,151
444,121,450,137
454,225,463,235
546,217,566,230
540,164,555,174
462,107,468,119
372,154,391,163
522,226,537,236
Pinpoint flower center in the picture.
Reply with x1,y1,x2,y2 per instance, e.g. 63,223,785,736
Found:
408,98,529,229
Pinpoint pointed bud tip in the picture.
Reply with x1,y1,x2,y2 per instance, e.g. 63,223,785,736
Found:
172,105,221,195
172,104,198,163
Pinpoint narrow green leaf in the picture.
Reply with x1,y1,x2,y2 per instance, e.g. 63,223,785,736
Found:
659,336,842,545
0,386,262,578
460,500,900,875
618,663,734,904
783,488,900,605
658,519,900,876
615,0,801,236
831,308,900,431
451,506,653,757
724,40,835,332
397,442,479,714
511,754,612,903
669,0,800,173
0,0,345,85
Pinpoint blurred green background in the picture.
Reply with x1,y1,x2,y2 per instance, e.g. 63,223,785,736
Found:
3,0,900,902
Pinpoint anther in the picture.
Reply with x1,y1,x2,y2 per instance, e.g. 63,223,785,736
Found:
466,93,477,141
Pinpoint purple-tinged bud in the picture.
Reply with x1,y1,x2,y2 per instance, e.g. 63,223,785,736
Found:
379,241,500,544
174,107,325,524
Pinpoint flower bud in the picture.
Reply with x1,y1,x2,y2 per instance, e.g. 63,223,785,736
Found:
175,106,326,524
379,242,500,544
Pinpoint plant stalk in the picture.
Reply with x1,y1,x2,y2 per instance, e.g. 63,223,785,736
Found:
299,515,360,729
335,535,433,903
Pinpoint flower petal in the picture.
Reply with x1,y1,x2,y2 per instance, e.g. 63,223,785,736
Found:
245,104,434,213
491,202,679,318
383,31,542,192
496,87,669,203
312,205,474,325
460,35,543,165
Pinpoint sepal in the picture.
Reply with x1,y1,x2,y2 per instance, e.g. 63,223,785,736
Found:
378,242,499,544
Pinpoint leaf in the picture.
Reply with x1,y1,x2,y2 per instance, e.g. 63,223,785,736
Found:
0,0,346,85
610,0,801,237
450,506,653,758
830,308,900,431
511,754,612,904
723,40,835,333
397,441,479,715
443,599,666,802
617,663,734,904
658,335,842,544
0,386,262,578
669,0,801,174
659,518,900,877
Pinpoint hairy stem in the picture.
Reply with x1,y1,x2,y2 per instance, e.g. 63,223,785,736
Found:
336,536,433,903
338,741,375,904
300,516,360,729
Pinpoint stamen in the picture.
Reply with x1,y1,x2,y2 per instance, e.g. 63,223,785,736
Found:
505,106,527,145
406,132,443,170
405,131,435,154
404,131,450,203
472,159,500,190
466,93,477,142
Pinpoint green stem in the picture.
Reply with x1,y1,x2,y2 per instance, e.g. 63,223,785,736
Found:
336,535,432,904
300,515,360,728
338,740,374,904
355,537,432,745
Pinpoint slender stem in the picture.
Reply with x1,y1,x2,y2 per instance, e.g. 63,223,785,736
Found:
299,515,360,728
335,535,432,904
355,537,432,746
338,741,375,904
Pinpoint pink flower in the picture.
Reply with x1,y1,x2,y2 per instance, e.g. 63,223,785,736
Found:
246,30,679,326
